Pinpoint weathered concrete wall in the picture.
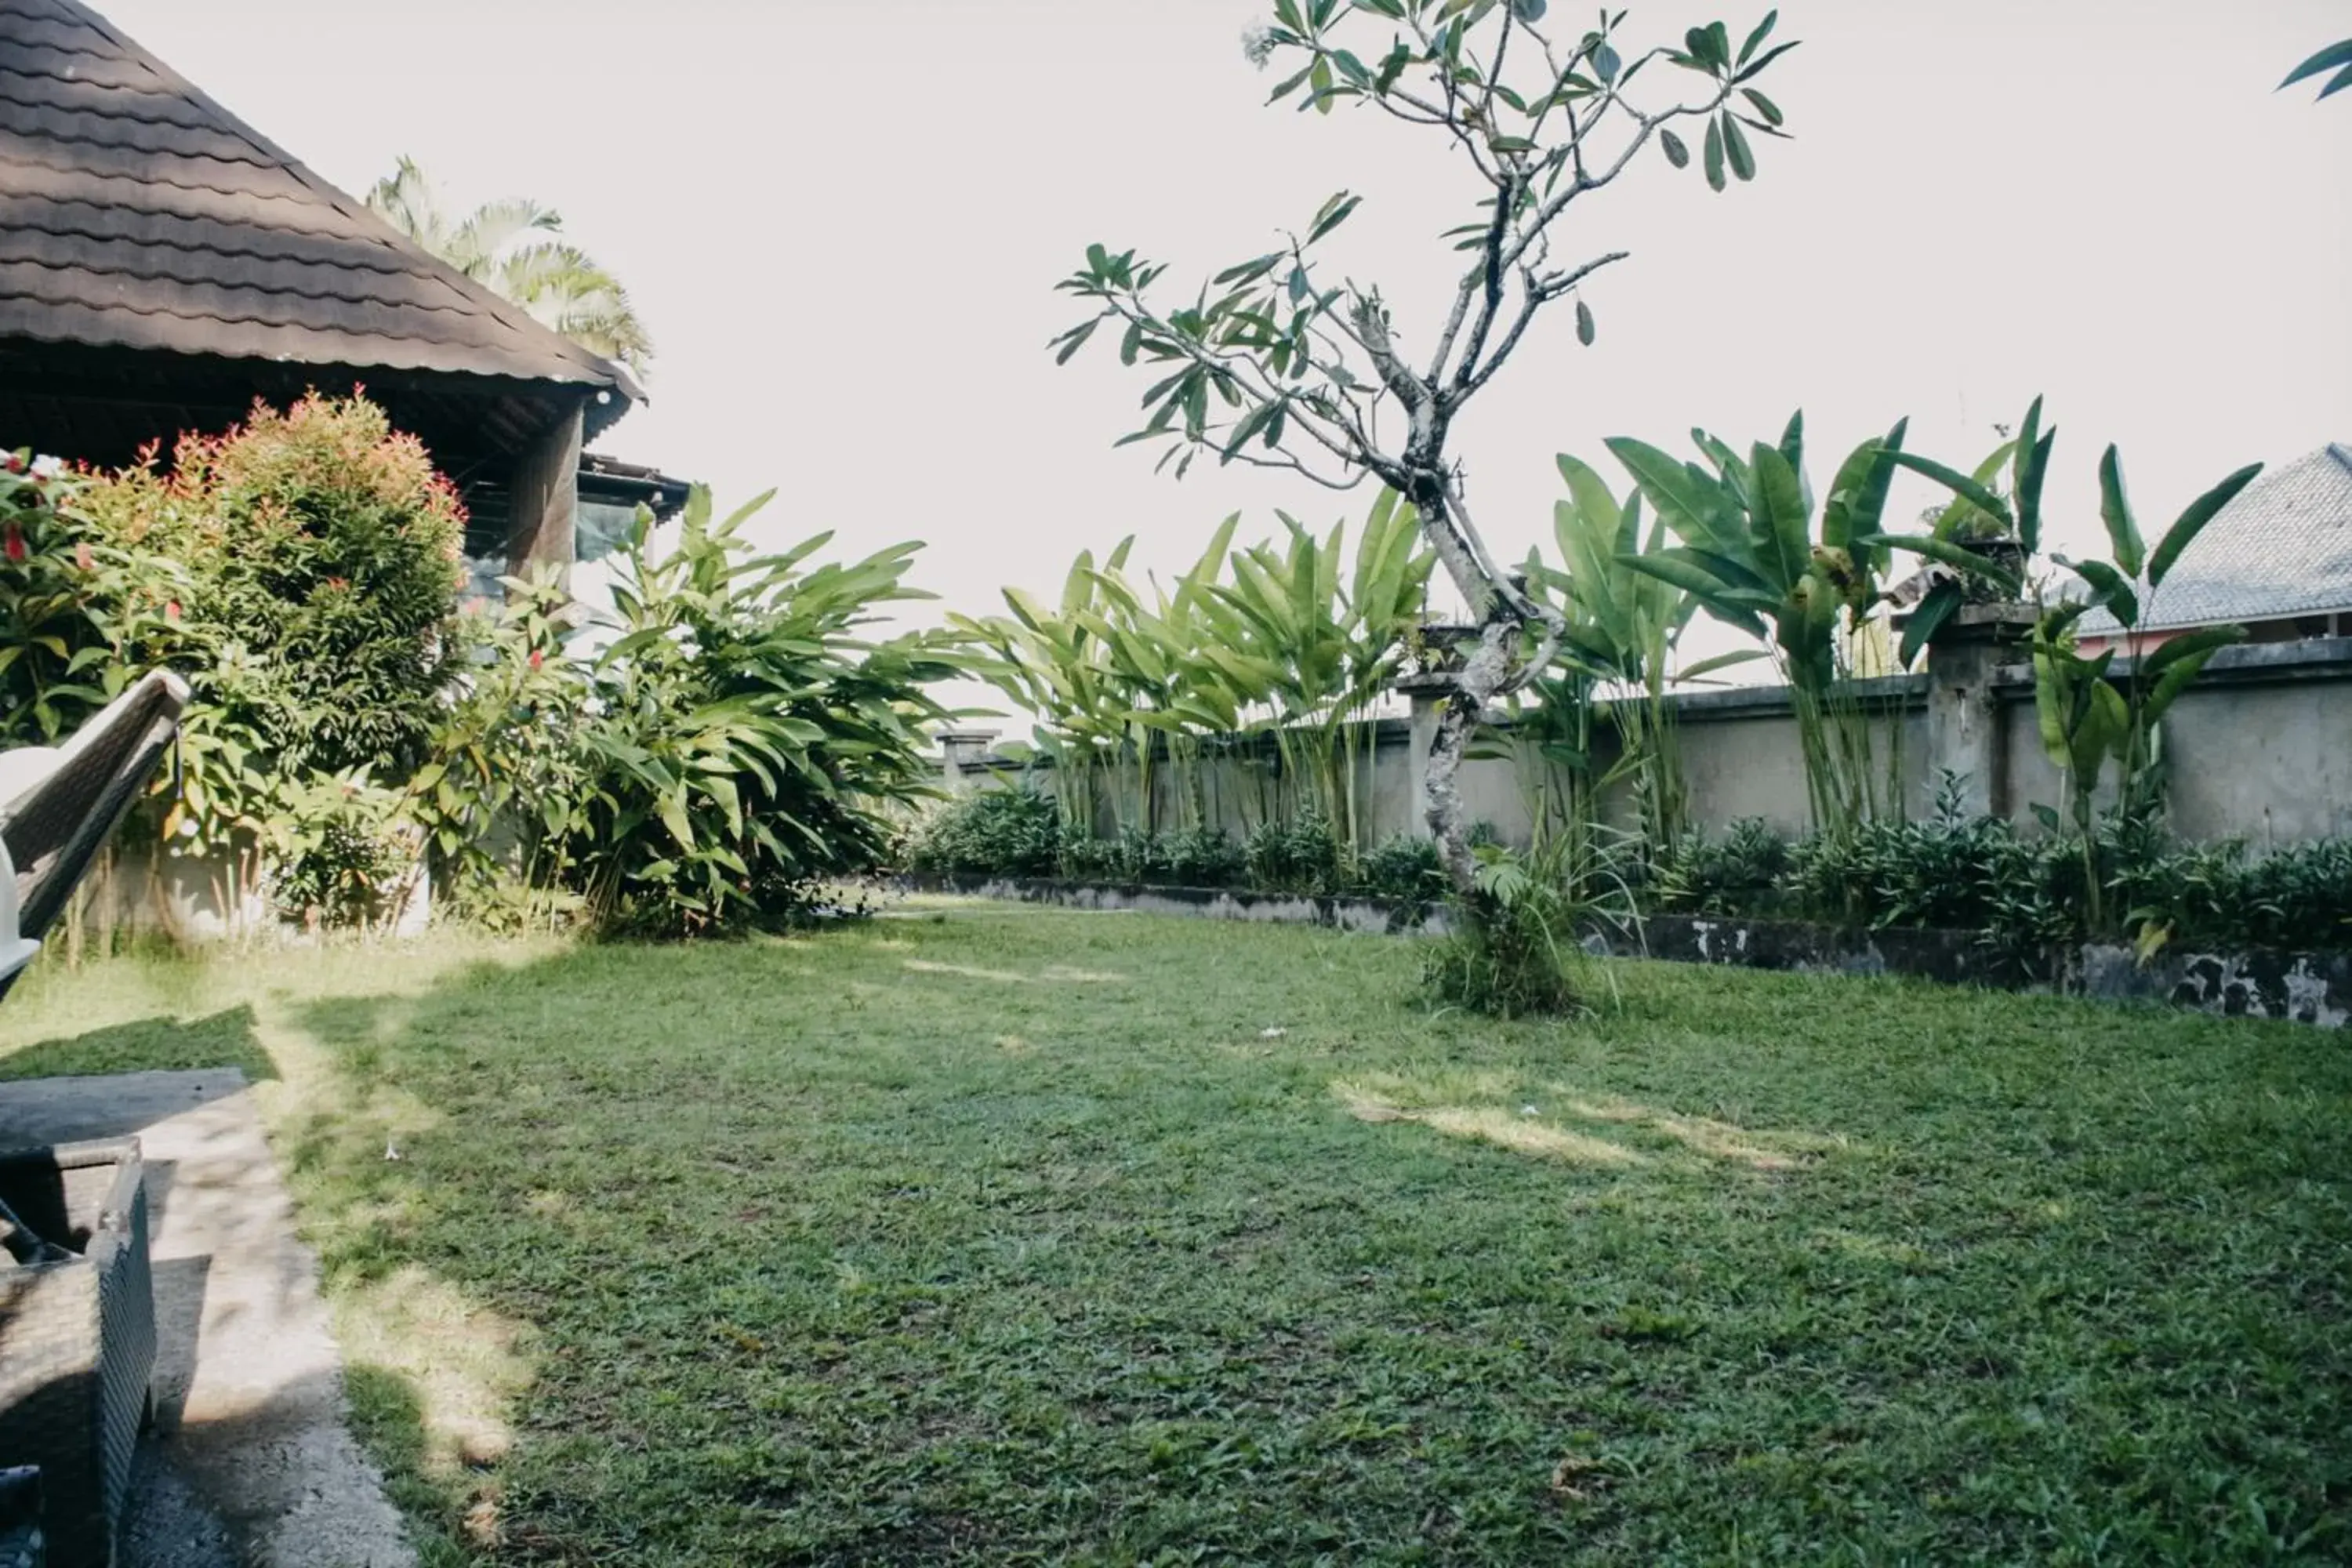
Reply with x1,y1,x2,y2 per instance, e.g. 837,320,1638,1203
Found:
66,840,431,946
953,637,2352,849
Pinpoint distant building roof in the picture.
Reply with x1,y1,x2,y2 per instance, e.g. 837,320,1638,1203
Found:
0,0,638,419
2080,444,2352,635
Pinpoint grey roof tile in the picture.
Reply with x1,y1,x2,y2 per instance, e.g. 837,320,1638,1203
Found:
0,0,637,398
2078,444,2352,633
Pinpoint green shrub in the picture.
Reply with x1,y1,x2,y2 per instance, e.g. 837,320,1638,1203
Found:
546,488,954,937
0,452,179,746
907,786,1062,878
1650,817,1793,916
80,393,466,782
1243,811,1343,895
1358,833,1445,903
1423,843,1588,1017
1156,826,1243,888
267,772,417,932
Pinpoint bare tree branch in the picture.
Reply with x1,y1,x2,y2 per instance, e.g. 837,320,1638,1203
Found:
1452,249,1631,403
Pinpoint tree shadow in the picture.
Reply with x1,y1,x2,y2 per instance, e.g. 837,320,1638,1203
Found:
0,1007,276,1089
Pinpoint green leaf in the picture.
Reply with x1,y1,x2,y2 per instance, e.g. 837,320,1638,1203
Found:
1675,648,1769,681
1740,87,1784,125
1737,8,1778,65
1213,252,1283,286
2058,557,2135,629
2281,38,2352,90
1821,419,1906,555
1703,118,1726,191
1858,532,2021,596
1268,60,1317,103
1308,191,1362,241
1735,40,1800,82
1575,299,1595,346
1309,56,1335,114
2097,445,2145,579
1659,128,1690,167
1220,401,1279,462
1721,114,1756,180
2148,462,2260,589
1051,317,1099,365
2141,622,2246,680
1886,450,2013,534
1751,443,1810,590
2012,395,2049,555
1899,579,1965,670
657,791,695,851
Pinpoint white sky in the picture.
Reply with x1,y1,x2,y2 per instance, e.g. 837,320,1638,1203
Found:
95,0,2352,667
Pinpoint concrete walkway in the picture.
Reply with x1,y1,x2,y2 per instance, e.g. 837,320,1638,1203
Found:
0,1069,412,1567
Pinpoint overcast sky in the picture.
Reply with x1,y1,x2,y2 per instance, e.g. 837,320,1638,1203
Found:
96,0,2352,651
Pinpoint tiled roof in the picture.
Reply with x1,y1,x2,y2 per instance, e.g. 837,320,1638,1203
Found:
2079,444,2352,633
0,0,637,397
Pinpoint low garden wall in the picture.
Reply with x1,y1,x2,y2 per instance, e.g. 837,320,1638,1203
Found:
906,874,2351,1029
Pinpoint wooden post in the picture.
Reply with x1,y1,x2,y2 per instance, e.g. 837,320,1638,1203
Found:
506,397,586,586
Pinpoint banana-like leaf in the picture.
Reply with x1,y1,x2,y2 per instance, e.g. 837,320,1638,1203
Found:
2056,554,2137,628
2097,445,2145,579
2139,620,2245,686
1897,578,1964,670
1751,442,1812,590
1621,552,1769,641
1854,532,2020,597
2148,463,2261,589
1820,419,1907,556
1675,648,1769,681
1606,437,1741,550
1885,451,2013,538
2012,396,2049,555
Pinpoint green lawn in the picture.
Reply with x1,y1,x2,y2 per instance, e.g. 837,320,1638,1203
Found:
3,906,2348,1564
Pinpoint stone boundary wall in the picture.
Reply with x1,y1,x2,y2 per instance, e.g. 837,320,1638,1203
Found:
938,633,2352,848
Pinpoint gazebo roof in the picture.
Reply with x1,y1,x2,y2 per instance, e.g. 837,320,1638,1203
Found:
0,0,639,467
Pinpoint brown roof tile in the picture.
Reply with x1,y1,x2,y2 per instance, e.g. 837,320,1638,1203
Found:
0,0,638,400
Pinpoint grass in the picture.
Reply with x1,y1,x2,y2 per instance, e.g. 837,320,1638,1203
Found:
1,903,2347,1563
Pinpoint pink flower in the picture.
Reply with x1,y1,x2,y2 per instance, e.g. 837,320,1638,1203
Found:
3,524,24,563
165,600,181,622
528,649,544,670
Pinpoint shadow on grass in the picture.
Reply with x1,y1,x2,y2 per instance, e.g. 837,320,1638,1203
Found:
343,1363,495,1567
144,916,2352,1566
0,1004,277,1085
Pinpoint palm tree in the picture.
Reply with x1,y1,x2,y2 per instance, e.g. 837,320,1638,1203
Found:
365,157,655,379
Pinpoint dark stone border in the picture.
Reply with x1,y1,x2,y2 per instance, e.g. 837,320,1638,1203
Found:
899,874,2350,1029
902,873,1449,936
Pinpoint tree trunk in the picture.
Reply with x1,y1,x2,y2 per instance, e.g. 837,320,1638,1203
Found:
1405,468,1541,908
1422,612,1522,902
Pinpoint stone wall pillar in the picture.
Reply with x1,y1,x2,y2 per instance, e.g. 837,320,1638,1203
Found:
1923,602,2037,818
936,729,1000,795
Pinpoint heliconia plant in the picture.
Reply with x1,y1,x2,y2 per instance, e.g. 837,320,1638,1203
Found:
1606,413,2010,829
1895,394,2263,929
954,491,1432,858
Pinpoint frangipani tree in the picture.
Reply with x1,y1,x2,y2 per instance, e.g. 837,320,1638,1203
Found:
1053,0,1799,902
